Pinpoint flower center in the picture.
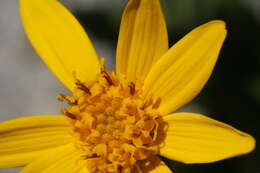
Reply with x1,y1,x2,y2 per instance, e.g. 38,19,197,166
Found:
59,70,164,173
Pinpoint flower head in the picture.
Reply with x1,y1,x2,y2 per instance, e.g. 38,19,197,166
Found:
0,0,255,173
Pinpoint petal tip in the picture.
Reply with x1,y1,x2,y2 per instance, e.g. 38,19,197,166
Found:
237,132,256,155
207,20,227,31
244,134,256,153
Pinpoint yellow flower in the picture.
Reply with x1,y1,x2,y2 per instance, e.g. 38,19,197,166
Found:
0,0,255,173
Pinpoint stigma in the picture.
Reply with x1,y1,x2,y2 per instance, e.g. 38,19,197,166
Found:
58,70,164,173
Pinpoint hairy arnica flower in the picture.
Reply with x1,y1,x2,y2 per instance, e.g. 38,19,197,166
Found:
0,0,255,173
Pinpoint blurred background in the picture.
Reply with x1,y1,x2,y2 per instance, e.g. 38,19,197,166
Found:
0,0,259,172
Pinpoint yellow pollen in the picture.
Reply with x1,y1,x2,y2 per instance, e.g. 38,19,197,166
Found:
59,70,165,173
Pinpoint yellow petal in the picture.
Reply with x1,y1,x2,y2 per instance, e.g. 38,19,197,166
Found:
116,0,168,81
134,156,172,173
160,113,255,163
0,115,72,168
20,143,86,173
20,0,100,91
79,168,90,173
143,20,227,115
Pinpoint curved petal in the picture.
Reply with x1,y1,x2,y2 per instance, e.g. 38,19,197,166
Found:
116,0,168,81
0,115,72,168
160,113,255,164
20,143,86,173
143,20,227,115
20,0,100,91
134,156,172,173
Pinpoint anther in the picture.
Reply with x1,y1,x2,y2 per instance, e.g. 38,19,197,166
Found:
60,109,78,120
140,98,153,110
57,93,66,102
152,98,161,109
118,165,123,173
83,153,99,159
128,82,135,95
102,71,114,85
150,122,158,140
75,80,91,95
57,93,78,105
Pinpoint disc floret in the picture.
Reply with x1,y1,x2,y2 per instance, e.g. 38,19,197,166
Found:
59,70,164,173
